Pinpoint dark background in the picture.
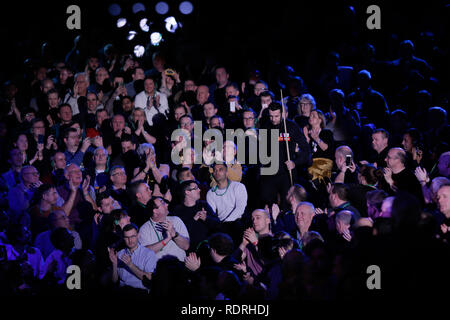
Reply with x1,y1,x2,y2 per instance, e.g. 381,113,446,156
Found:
0,0,448,85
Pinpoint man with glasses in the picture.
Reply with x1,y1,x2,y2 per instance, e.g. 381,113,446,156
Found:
108,166,130,209
138,196,190,262
381,147,423,200
8,165,42,222
109,223,156,292
173,180,220,253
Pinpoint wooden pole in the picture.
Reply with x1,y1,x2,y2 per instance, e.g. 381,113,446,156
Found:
280,91,293,186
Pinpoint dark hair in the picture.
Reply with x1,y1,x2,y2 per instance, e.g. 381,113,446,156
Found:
96,190,112,207
331,183,349,201
225,82,240,92
179,114,194,124
63,127,78,140
120,133,136,145
373,128,390,140
174,104,188,114
34,183,55,205
129,180,147,200
242,108,257,119
208,233,234,256
180,180,199,200
404,128,423,148
268,102,282,112
147,196,168,215
50,227,74,252
111,209,129,223
31,118,45,128
366,189,388,211
290,184,308,202
59,103,72,112
122,223,138,233
176,167,191,181
260,90,275,99
359,164,383,186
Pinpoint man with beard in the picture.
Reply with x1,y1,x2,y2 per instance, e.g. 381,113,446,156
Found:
259,102,312,210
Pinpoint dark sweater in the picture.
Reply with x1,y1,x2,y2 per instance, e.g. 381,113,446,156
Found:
172,200,221,252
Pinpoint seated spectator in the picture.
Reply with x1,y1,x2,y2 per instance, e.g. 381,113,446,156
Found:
34,210,82,259
138,196,190,262
172,180,220,253
108,223,156,293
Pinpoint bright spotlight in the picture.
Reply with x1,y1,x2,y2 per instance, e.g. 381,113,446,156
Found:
116,18,127,28
150,32,163,46
108,4,122,16
179,1,194,15
139,18,150,32
134,45,145,57
132,3,146,14
164,16,178,33
127,31,137,41
155,2,169,15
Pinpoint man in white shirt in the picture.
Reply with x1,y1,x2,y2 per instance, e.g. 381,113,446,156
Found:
138,196,190,262
64,72,89,116
206,163,248,243
134,77,169,126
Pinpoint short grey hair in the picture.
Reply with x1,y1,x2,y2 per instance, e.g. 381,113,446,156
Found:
137,143,155,157
299,93,316,109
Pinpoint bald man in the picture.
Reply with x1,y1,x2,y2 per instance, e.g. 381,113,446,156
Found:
236,209,272,277
382,147,423,200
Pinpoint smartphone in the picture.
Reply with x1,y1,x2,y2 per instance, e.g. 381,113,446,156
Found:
346,155,352,167
230,101,236,112
38,134,45,144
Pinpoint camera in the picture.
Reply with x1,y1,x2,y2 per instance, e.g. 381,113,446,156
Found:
38,134,45,144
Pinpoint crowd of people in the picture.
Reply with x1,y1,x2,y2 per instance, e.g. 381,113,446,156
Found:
0,29,449,300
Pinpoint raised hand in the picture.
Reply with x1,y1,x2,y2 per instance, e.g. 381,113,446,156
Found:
278,247,288,259
414,167,429,185
108,247,118,265
244,228,258,245
271,203,280,221
233,262,247,273
185,252,201,271
120,253,132,266
82,176,91,195
383,168,394,186
81,137,91,153
342,229,352,242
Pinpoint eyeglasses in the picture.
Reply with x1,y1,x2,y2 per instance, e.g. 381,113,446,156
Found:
243,117,254,121
24,171,40,176
33,126,45,129
187,186,199,191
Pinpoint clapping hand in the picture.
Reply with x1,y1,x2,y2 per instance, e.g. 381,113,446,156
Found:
243,228,258,245
194,207,207,221
185,252,201,271
414,167,429,185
